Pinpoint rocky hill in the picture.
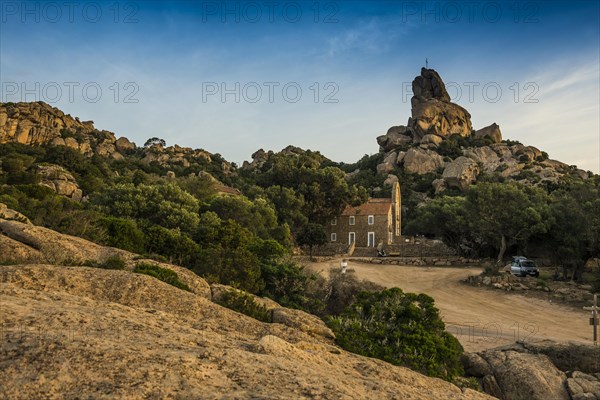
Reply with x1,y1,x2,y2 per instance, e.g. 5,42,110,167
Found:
0,101,235,175
373,68,592,194
0,207,491,399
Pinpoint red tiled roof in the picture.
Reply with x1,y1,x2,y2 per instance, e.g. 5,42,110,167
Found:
341,198,392,216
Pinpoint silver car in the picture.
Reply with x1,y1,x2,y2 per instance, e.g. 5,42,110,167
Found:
511,256,539,277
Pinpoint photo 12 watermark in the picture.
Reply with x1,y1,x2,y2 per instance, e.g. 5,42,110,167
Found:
199,1,339,23
0,1,140,23
1,81,140,104
398,1,540,24
402,81,540,104
201,81,339,104
448,320,540,344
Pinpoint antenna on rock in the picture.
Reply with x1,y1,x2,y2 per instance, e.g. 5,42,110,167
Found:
425,58,428,69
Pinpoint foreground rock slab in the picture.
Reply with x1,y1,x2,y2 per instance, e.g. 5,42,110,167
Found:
0,264,492,399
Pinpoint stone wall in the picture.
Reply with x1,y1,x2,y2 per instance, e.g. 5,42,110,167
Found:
385,238,457,257
350,256,480,266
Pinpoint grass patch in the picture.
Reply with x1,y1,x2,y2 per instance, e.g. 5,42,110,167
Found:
215,289,272,323
133,262,190,291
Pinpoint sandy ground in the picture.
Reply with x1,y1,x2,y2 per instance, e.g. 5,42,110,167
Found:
307,259,592,352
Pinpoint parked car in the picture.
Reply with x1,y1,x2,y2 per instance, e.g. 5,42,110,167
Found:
510,256,539,277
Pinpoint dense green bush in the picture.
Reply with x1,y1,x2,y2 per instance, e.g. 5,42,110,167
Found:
215,289,272,323
133,263,190,291
260,261,325,315
94,256,127,269
327,288,464,381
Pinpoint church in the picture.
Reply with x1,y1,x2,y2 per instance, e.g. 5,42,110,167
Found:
326,182,401,247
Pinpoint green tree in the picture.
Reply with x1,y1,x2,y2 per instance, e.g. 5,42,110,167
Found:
97,216,146,253
544,181,600,280
144,137,166,147
405,195,471,253
296,223,327,259
327,288,464,381
145,226,199,266
466,182,551,271
93,183,200,232
194,215,264,293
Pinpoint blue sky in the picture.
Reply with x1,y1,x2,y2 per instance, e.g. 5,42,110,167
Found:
1,0,599,172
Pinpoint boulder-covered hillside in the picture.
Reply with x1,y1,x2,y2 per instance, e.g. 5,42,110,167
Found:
372,68,592,194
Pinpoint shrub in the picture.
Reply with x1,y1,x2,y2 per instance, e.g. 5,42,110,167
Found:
327,288,464,381
324,269,384,316
133,262,190,291
98,256,127,270
215,289,272,323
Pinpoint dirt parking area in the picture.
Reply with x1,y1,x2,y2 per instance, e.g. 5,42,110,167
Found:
307,259,592,352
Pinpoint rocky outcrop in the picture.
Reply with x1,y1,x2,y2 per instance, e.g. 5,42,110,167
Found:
464,341,600,400
442,156,480,190
36,164,83,201
376,126,413,152
474,123,502,144
0,203,31,224
0,262,492,399
0,101,95,145
463,146,501,172
115,136,135,152
1,102,234,175
402,147,445,175
409,68,473,140
412,68,451,102
243,148,271,170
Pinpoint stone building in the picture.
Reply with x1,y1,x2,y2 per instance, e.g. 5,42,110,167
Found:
326,182,401,247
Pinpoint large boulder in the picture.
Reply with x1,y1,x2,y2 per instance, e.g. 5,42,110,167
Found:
518,340,600,374
479,350,570,400
442,156,480,190
0,203,31,224
465,341,600,400
115,136,136,152
463,146,501,172
474,123,502,143
376,126,413,152
376,151,398,174
412,67,451,102
402,147,445,175
36,164,83,201
409,68,472,140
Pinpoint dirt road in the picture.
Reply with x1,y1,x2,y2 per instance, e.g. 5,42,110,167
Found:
307,260,592,352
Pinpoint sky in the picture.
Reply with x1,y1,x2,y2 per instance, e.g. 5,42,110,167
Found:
1,0,599,172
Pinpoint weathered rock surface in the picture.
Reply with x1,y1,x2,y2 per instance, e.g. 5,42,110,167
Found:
115,136,135,152
474,123,502,144
443,156,480,190
464,341,600,400
0,259,491,398
36,164,83,201
272,307,336,341
402,147,445,175
0,202,31,224
409,68,472,140
412,67,451,102
0,101,95,145
376,126,413,152
0,218,211,298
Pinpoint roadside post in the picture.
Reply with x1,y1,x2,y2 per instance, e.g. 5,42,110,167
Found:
583,294,598,345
